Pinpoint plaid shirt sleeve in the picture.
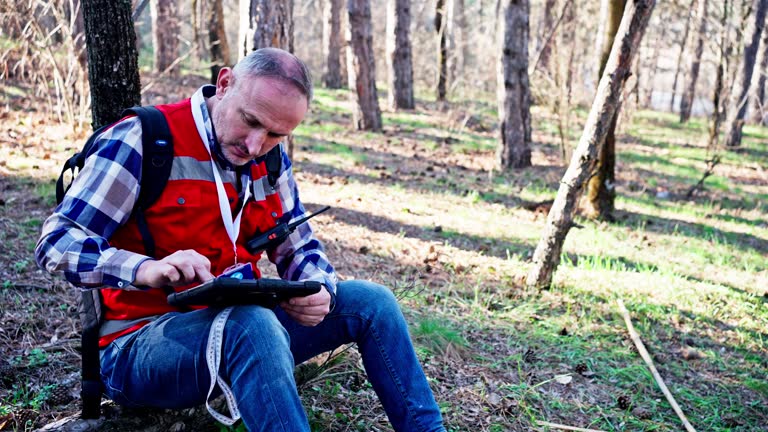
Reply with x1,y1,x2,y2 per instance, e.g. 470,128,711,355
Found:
266,149,339,294
35,117,152,289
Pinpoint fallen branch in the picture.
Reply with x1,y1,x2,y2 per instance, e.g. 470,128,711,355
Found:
685,154,722,199
537,420,606,432
616,299,697,432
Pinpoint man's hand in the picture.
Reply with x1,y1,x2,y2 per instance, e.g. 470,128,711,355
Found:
134,249,214,288
281,288,331,326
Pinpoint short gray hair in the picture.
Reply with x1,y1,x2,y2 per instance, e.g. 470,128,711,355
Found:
233,48,313,104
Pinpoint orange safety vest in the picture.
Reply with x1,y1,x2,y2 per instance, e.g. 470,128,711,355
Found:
99,99,284,346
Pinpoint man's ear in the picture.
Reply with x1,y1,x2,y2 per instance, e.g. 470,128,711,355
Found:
216,68,234,98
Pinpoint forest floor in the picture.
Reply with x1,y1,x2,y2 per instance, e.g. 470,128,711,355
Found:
1,74,767,432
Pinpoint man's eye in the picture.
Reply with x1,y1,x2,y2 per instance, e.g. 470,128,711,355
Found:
242,113,260,127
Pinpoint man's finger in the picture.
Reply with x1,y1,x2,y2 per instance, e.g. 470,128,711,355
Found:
162,266,181,284
282,304,328,317
289,290,329,306
174,263,196,283
192,262,215,282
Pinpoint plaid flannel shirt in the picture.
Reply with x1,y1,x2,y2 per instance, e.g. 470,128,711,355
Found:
35,85,337,293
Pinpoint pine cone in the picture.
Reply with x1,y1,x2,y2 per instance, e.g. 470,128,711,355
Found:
13,409,37,430
617,395,631,410
46,385,74,406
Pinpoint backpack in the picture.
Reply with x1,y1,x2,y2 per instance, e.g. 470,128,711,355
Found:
56,106,283,419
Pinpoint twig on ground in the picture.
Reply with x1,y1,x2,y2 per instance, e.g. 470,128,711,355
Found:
616,299,697,432
685,154,722,198
536,420,606,432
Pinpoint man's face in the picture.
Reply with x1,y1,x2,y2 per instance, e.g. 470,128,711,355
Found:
211,70,308,166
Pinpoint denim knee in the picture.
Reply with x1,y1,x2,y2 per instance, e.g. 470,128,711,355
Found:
222,305,293,368
336,280,402,320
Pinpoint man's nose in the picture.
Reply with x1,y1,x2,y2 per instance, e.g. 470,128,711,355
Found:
244,128,267,157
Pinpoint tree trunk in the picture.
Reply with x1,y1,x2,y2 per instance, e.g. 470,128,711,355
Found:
679,0,708,122
725,0,768,147
536,0,557,73
239,0,294,58
386,0,415,109
496,0,532,170
582,0,625,221
323,0,344,88
347,0,382,131
208,0,231,83
435,0,448,101
82,0,141,129
447,0,467,89
527,0,656,289
150,0,180,76
670,0,696,112
708,0,731,152
751,19,768,124
642,19,665,108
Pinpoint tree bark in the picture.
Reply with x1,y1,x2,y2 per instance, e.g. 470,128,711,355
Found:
239,0,294,58
751,18,768,124
708,0,731,152
496,0,532,170
527,0,656,289
323,0,344,88
536,0,557,73
347,0,382,130
724,0,768,147
82,0,141,129
150,0,180,76
386,0,415,109
670,0,696,112
679,0,708,122
447,0,467,88
208,0,231,83
582,0,626,221
435,0,448,101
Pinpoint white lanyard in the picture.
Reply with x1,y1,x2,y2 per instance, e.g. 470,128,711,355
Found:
191,90,251,264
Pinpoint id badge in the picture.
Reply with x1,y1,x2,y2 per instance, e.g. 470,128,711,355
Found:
221,262,255,280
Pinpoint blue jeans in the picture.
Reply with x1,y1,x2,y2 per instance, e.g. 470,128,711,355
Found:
100,280,445,432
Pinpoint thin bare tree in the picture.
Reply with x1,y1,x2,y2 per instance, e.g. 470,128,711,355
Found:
679,0,708,122
151,0,180,76
496,0,532,169
347,0,382,130
670,0,697,112
582,0,626,221
208,0,231,83
724,0,768,147
751,20,768,124
323,0,344,88
386,0,415,109
527,0,656,289
435,0,448,101
536,0,558,73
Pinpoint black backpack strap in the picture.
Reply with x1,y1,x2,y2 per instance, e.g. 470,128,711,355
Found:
265,144,283,188
122,106,173,258
79,289,103,419
55,123,112,205
71,107,172,419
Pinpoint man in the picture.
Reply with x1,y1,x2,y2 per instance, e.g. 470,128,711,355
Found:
36,48,445,432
